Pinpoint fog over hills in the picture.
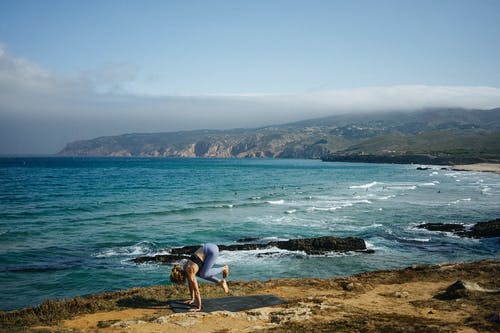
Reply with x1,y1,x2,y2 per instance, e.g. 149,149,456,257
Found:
58,108,500,164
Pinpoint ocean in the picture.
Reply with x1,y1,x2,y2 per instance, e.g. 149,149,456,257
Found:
0,157,499,310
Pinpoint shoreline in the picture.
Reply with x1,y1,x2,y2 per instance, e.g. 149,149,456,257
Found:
451,163,500,174
2,155,500,174
2,258,499,332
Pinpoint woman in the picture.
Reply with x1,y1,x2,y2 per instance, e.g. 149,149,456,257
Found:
170,243,229,312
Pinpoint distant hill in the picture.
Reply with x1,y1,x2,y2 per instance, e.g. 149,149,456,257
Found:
58,108,500,164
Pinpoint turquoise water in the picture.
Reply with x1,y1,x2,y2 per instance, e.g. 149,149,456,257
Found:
0,157,499,310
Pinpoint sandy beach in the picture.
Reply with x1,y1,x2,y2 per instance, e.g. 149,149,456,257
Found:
2,258,498,333
451,163,500,174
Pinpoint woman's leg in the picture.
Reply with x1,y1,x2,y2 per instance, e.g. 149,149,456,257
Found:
198,243,224,283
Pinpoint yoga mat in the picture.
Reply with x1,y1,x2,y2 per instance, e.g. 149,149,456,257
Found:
168,294,286,313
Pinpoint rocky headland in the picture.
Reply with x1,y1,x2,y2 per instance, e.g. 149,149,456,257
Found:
57,108,500,164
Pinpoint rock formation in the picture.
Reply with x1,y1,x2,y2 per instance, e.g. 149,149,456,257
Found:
436,280,498,299
416,223,466,233
417,218,500,238
133,236,372,264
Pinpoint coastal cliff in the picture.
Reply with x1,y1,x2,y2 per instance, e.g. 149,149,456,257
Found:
58,108,500,163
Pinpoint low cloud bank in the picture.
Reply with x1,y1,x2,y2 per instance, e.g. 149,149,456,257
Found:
1,45,500,154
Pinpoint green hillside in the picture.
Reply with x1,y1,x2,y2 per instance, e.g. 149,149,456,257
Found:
58,108,500,163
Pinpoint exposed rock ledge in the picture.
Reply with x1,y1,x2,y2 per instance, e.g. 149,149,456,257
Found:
417,218,500,239
133,236,373,264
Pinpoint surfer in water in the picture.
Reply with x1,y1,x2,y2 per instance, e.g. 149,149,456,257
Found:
170,243,229,312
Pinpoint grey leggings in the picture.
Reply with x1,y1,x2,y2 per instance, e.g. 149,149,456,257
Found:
198,243,224,283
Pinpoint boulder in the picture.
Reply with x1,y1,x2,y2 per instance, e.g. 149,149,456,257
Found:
436,280,497,299
416,223,465,233
340,281,355,291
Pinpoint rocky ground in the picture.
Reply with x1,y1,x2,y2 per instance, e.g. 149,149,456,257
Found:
1,259,499,333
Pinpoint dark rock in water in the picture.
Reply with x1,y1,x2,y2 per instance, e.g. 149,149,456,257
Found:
132,254,189,264
236,237,260,243
417,223,465,233
256,252,281,258
270,236,366,255
461,218,500,238
416,167,431,170
222,243,266,251
418,219,500,238
170,245,200,255
132,236,370,264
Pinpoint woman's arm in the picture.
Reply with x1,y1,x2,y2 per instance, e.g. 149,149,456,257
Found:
186,274,202,311
183,282,195,304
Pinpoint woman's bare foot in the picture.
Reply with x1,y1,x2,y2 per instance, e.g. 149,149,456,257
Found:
222,265,229,279
218,279,229,293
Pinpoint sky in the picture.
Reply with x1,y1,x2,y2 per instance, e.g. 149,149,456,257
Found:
1,0,500,154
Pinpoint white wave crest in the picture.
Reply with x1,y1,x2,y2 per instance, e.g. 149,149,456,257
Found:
386,185,417,190
93,241,155,258
419,181,439,186
448,198,472,205
481,187,491,194
337,223,383,231
307,206,342,212
400,237,431,242
349,181,377,189
267,199,285,205
217,246,308,264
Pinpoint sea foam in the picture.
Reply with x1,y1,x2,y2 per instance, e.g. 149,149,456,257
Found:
349,181,377,189
267,199,285,205
93,241,155,258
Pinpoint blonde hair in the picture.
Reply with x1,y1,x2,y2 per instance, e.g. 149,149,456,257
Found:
170,264,186,285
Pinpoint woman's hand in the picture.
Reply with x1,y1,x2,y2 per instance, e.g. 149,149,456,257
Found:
189,307,202,312
183,299,194,304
